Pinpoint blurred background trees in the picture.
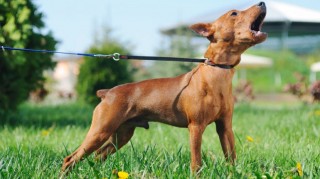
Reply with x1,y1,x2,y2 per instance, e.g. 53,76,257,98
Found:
76,28,132,105
0,0,57,120
146,30,199,79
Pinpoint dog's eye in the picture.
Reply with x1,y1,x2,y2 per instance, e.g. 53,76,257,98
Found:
231,12,238,16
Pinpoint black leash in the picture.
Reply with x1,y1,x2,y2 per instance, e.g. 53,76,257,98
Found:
120,55,234,69
1,46,117,59
119,55,205,63
1,46,234,69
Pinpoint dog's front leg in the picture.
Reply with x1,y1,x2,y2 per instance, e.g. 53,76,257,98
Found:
215,115,236,163
188,123,205,172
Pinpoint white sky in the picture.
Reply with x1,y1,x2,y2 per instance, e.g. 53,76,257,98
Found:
35,0,320,56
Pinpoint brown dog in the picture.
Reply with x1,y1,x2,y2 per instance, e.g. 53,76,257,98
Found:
62,2,267,173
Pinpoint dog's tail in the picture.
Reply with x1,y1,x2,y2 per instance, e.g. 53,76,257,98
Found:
96,89,109,99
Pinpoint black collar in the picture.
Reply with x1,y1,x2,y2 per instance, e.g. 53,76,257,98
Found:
204,59,235,69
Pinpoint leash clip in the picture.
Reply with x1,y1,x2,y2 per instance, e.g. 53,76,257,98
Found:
113,53,120,61
1,46,5,52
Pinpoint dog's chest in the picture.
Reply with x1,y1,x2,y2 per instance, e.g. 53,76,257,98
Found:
183,69,234,121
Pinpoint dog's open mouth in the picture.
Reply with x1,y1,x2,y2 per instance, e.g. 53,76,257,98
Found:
250,11,267,39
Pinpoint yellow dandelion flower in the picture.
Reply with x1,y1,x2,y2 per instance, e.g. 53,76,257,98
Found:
246,136,254,142
118,171,129,179
296,162,303,176
41,126,55,137
41,130,50,136
314,110,320,116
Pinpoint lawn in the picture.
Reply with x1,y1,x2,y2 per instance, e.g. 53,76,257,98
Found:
0,103,319,178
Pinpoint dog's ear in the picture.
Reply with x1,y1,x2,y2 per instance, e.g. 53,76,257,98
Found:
190,23,215,42
190,23,214,37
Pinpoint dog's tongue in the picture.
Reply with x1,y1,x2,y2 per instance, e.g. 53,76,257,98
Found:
256,31,263,36
253,30,268,41
253,30,266,36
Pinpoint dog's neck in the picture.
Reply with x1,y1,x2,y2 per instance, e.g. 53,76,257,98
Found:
204,42,245,67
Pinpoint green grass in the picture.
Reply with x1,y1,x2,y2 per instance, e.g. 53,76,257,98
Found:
0,103,319,178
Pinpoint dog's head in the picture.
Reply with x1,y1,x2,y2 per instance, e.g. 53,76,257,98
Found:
190,2,267,58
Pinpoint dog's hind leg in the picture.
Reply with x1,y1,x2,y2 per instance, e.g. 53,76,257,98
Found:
61,102,119,172
95,123,136,161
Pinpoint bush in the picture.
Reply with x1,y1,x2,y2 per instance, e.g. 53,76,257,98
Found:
0,0,57,120
76,30,132,105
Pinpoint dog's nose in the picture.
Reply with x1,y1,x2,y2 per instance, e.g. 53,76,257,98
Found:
257,2,265,7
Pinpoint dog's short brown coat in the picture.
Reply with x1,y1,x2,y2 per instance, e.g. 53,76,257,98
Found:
62,2,267,173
